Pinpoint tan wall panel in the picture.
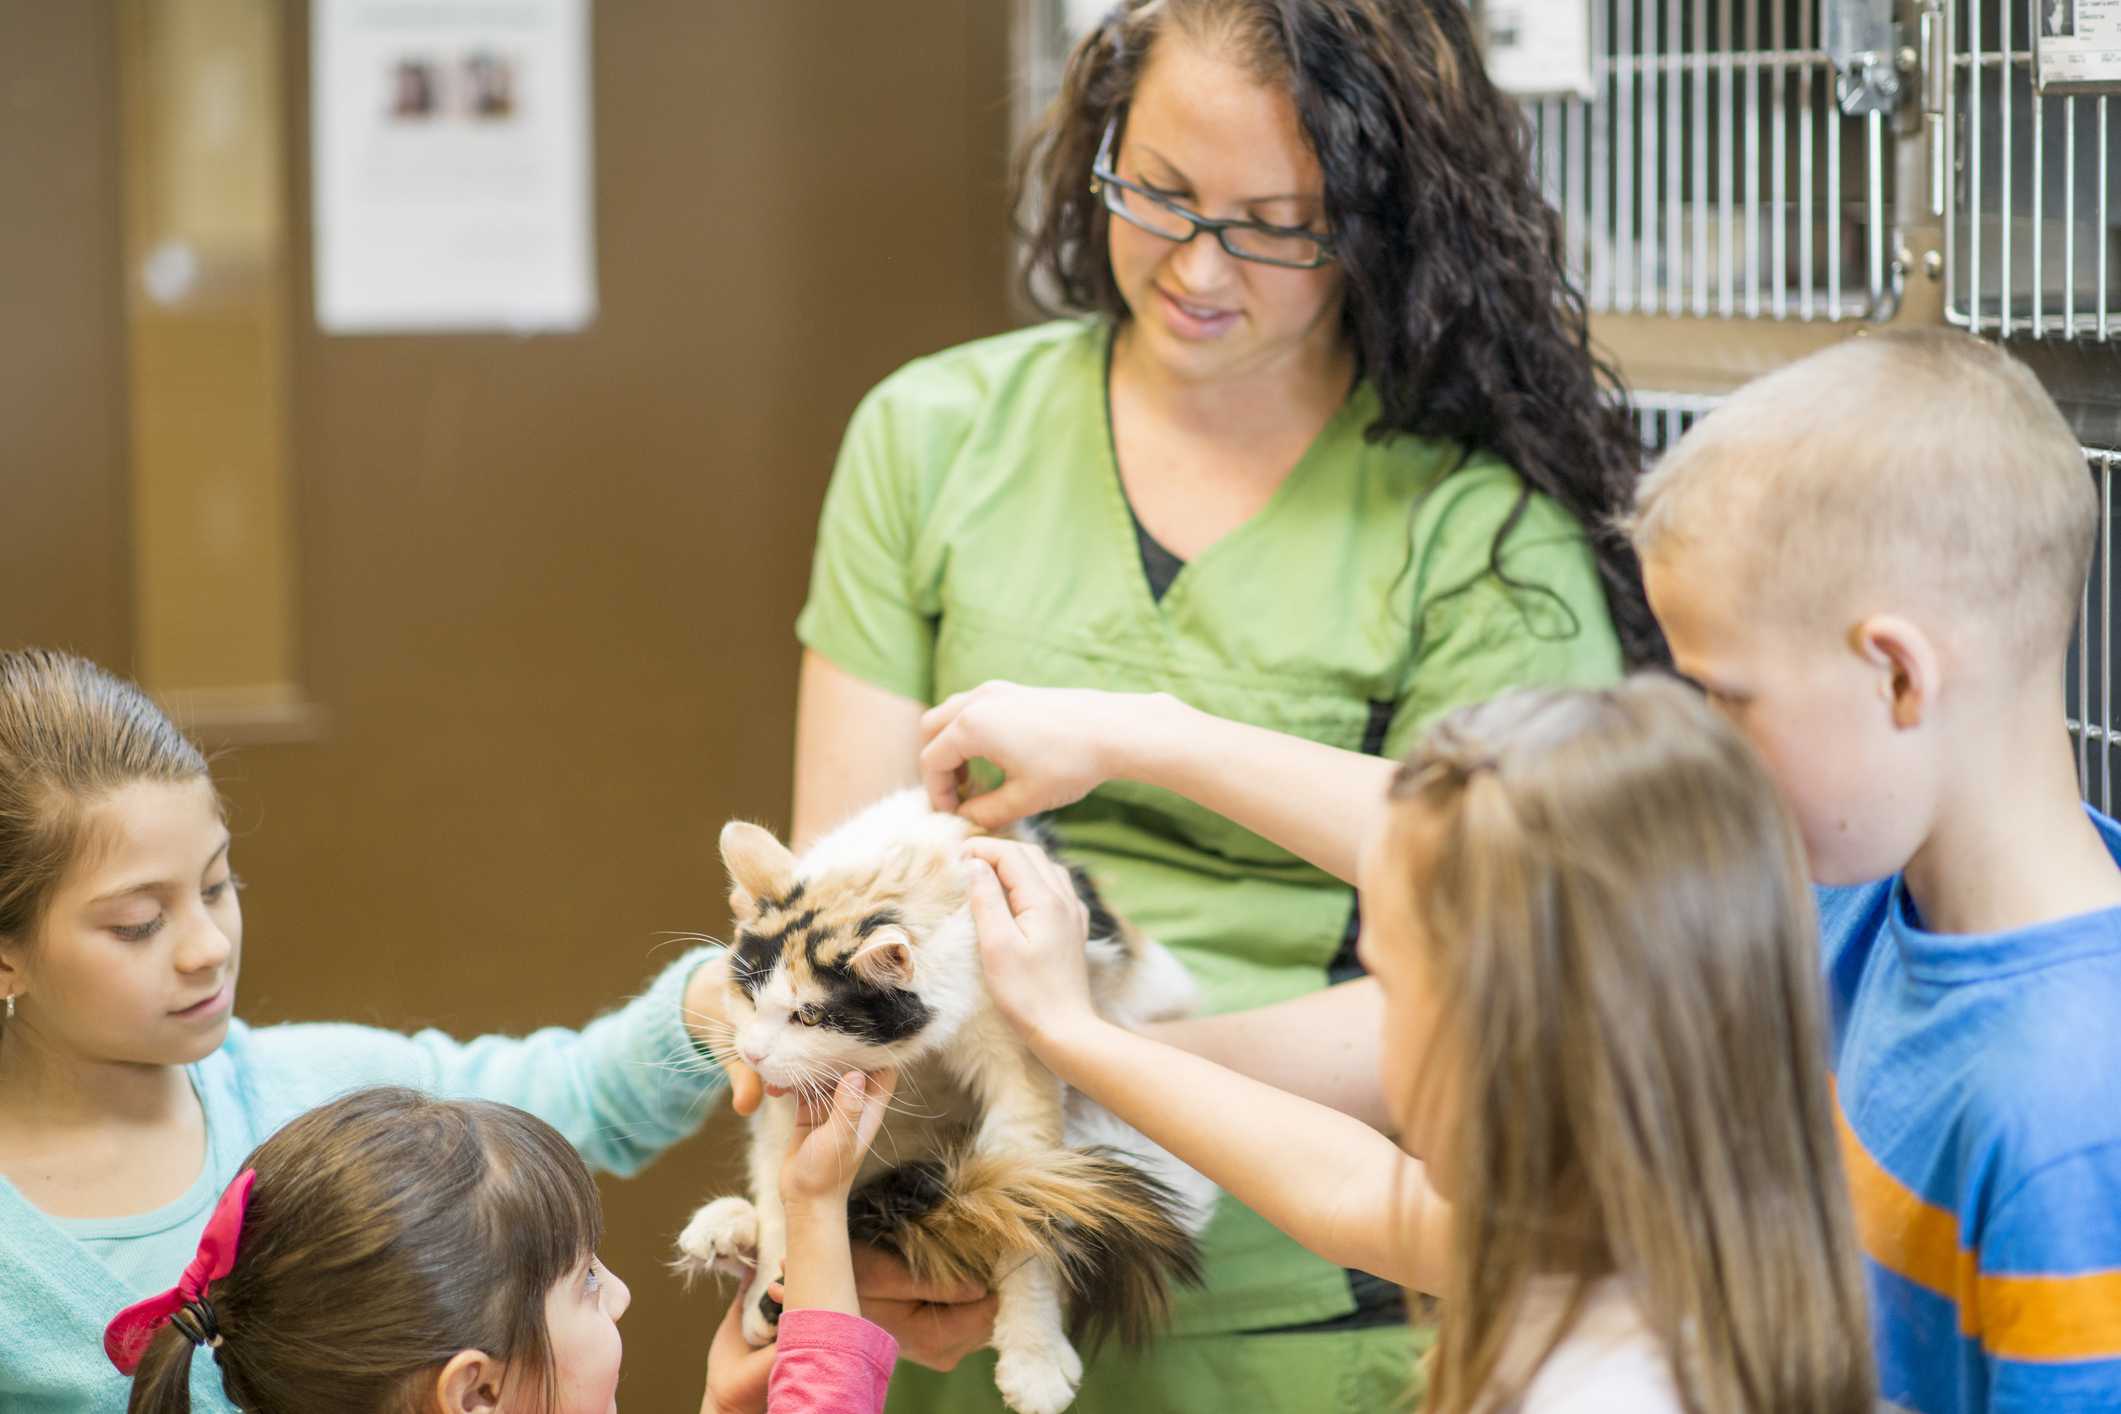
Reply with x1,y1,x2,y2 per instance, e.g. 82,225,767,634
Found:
119,0,302,709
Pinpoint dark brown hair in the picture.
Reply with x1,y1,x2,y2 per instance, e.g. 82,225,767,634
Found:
1015,0,1664,667
1386,677,1872,1412
0,649,210,951
126,1087,604,1414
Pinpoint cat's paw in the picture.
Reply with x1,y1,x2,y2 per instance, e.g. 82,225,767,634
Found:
673,1196,758,1285
741,1274,783,1346
993,1337,1083,1414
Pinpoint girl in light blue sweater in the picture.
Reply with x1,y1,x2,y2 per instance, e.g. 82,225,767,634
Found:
0,650,734,1413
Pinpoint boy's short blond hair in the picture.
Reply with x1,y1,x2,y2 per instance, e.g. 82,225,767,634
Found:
1628,331,2094,664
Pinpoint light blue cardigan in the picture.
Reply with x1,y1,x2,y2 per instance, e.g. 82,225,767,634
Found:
0,950,726,1413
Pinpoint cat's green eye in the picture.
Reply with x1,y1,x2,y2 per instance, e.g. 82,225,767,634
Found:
793,1006,820,1027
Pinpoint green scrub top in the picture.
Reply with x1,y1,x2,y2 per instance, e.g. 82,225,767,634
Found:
796,318,1622,1338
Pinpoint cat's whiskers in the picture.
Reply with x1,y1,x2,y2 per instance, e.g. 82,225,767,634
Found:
873,1069,948,1124
665,1009,746,1083
781,1059,843,1115
653,929,729,946
645,929,730,960
678,1014,741,1052
681,1016,740,1048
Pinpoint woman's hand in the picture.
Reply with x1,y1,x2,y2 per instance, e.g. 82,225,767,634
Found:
779,1070,898,1208
700,1280,781,1414
963,838,1098,1047
920,682,1176,829
683,954,766,1115
851,1244,1000,1370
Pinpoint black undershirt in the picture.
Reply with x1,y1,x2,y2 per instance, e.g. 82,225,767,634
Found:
1130,507,1187,602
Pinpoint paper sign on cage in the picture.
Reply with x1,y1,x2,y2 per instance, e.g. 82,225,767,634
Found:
1482,0,1597,101
2034,0,2121,93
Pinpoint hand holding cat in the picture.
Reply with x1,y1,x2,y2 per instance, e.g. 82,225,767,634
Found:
963,838,1099,1046
700,1280,780,1414
850,1246,1000,1371
780,1068,899,1208
921,682,1169,829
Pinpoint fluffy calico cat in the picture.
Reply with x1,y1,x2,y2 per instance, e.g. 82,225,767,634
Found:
676,788,1215,1414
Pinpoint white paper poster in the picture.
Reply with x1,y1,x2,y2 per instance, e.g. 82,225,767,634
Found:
1483,0,1596,101
2036,0,2121,92
312,0,595,333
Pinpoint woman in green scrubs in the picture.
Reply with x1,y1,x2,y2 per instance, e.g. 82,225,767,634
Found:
788,1,1660,1409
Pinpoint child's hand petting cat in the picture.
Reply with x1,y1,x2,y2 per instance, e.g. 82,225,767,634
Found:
964,837,1100,1047
779,1068,898,1208
921,681,1169,829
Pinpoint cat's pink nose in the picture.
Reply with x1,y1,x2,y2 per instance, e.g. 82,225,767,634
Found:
740,1043,768,1067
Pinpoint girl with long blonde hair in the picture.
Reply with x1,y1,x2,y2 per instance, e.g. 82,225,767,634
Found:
967,676,1874,1411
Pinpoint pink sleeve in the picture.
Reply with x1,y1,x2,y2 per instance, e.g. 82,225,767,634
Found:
767,1308,900,1414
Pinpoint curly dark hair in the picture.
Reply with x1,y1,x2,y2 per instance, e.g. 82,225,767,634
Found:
1014,0,1666,668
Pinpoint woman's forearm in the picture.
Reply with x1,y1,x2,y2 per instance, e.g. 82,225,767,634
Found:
1114,696,1394,884
1144,977,1394,1131
793,650,925,849
1031,1014,1443,1291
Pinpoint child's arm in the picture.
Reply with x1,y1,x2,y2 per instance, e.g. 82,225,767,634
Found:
701,1072,902,1414
248,949,732,1177
965,841,1451,1294
777,1071,895,1317
773,1074,902,1413
1144,977,1394,1131
920,684,1393,885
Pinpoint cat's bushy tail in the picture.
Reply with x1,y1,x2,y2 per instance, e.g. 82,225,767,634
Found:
847,1146,1205,1350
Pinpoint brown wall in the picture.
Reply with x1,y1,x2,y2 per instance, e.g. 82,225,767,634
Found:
0,2,1016,1407
0,1,133,666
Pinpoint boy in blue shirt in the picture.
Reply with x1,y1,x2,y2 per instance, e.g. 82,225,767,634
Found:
1630,330,2121,1412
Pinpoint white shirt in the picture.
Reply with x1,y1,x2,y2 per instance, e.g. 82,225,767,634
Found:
1493,1278,1684,1413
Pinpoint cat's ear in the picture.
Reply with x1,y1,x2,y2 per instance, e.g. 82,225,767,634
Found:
720,821,797,918
849,927,915,988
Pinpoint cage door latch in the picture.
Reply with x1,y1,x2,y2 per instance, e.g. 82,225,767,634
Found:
1827,0,1905,115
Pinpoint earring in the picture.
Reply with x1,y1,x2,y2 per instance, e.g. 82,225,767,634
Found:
4,993,13,1021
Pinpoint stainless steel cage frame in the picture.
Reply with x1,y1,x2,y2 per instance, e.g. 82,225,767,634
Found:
1525,0,1896,321
1632,390,1724,453
1941,0,2119,341
2071,447,2120,810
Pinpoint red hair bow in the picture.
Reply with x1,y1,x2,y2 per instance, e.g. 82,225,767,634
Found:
103,1168,256,1375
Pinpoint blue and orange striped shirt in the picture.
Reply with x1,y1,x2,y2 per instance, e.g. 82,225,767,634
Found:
1819,812,2121,1414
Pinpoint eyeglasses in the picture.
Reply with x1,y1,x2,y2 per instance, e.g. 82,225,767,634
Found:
1088,116,1336,270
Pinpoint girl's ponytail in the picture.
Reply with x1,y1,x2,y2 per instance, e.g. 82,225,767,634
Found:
123,1324,198,1414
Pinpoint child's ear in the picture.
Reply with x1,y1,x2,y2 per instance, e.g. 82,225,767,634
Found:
433,1349,503,1413
1851,613,1939,730
849,926,915,987
720,821,798,917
